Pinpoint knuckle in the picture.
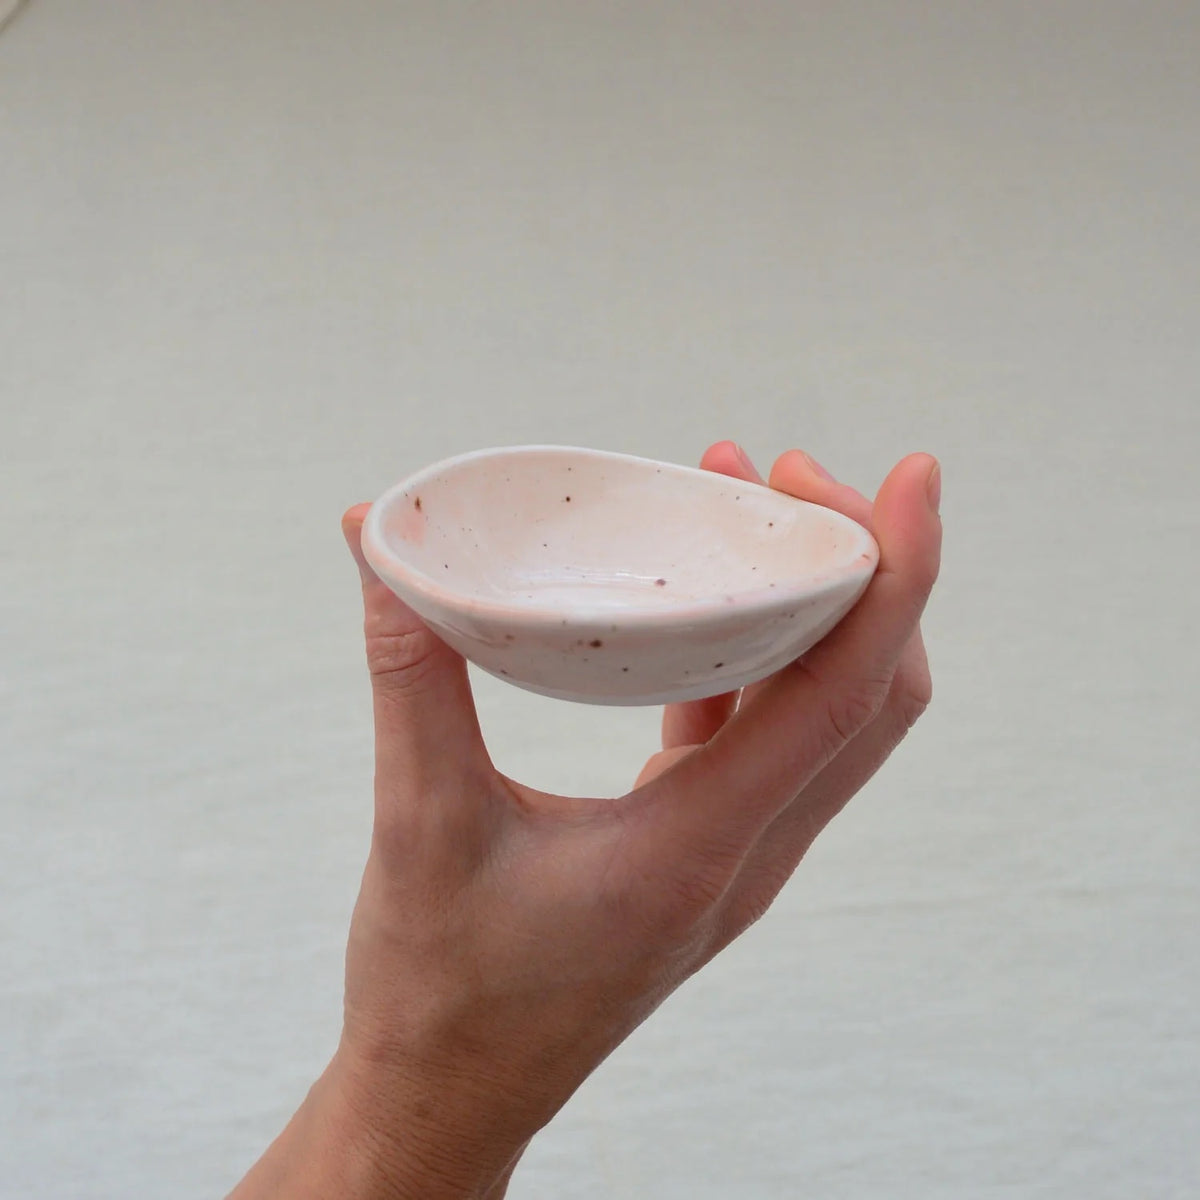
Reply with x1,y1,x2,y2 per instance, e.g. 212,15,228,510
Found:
726,880,783,943
913,552,940,596
616,842,741,947
824,676,890,744
898,688,929,732
895,664,933,730
661,840,743,936
729,873,786,938
365,625,445,692
671,857,735,919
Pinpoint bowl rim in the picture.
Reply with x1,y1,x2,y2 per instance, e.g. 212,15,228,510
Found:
361,444,879,631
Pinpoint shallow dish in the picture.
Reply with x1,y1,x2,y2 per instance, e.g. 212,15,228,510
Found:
361,446,878,705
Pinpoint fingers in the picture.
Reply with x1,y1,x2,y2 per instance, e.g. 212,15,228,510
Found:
768,449,872,525
697,439,766,486
713,628,933,947
659,442,763,751
708,448,935,943
661,691,740,752
738,449,872,712
342,505,490,814
633,744,701,790
636,453,941,869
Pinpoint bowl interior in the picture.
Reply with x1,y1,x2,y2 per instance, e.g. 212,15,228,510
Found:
369,447,873,615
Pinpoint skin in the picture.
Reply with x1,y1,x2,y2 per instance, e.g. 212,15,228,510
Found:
229,442,942,1200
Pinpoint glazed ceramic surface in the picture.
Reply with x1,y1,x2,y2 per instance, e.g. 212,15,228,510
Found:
361,446,878,705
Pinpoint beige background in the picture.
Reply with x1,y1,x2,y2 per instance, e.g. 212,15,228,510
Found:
2,2,1197,1196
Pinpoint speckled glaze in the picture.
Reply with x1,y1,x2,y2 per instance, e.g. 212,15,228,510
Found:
361,446,879,705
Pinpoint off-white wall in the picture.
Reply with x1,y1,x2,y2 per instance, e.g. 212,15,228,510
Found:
2,3,1197,1196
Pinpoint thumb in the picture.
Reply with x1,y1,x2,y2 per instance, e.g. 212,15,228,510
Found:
342,504,489,799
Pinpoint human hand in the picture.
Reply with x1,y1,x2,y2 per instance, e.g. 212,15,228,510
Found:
230,444,941,1200
635,442,938,937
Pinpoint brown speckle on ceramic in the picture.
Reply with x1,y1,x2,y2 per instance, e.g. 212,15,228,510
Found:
361,445,878,705
392,495,427,545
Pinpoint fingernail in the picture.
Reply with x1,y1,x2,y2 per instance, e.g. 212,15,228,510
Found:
926,461,941,514
803,452,836,483
734,444,764,481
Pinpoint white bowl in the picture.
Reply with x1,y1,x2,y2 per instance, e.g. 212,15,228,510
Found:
361,446,878,706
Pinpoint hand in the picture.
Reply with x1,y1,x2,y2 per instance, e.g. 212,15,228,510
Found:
636,442,939,937
230,443,941,1200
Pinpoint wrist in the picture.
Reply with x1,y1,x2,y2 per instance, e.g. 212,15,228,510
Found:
228,1053,522,1200
327,1037,531,1200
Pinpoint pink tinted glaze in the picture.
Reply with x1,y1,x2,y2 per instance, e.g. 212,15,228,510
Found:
362,446,877,705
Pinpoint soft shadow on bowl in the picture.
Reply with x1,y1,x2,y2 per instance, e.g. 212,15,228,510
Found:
362,446,878,705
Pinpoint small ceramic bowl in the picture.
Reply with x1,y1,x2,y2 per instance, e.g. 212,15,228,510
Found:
361,446,878,705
